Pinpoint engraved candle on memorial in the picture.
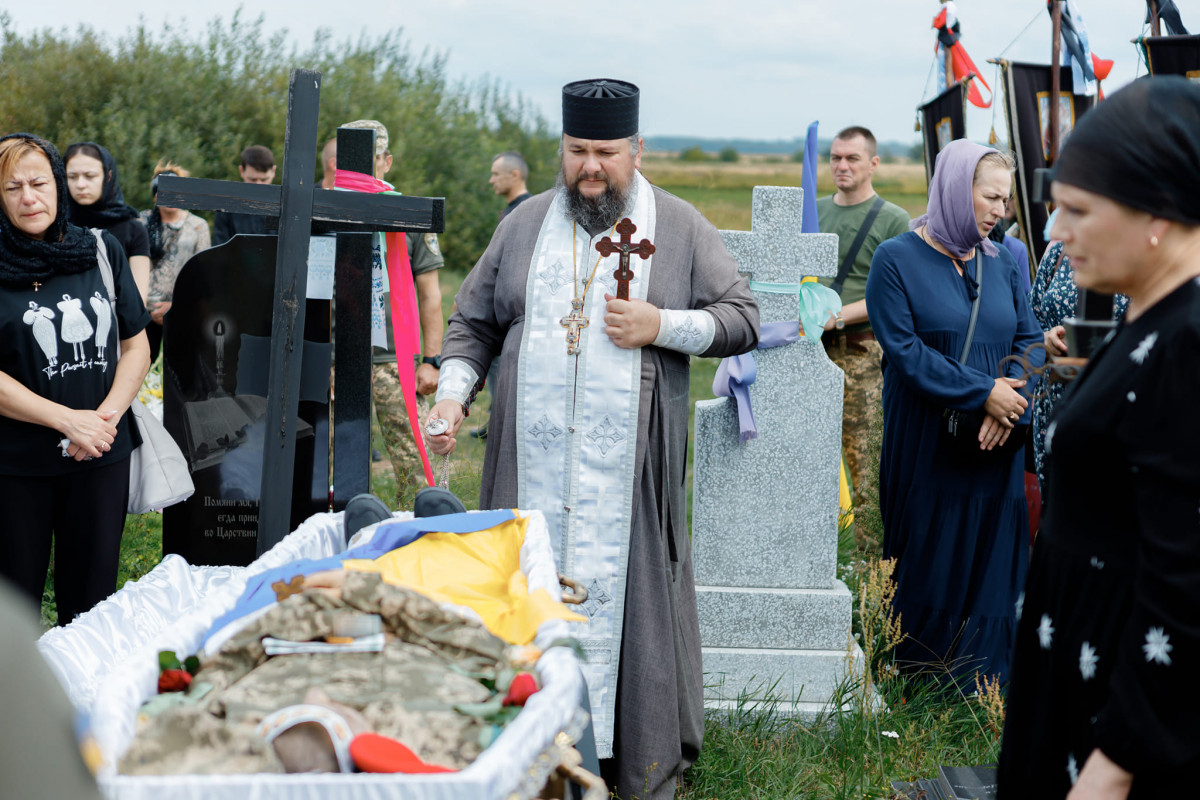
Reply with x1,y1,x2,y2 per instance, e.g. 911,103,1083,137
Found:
213,320,226,385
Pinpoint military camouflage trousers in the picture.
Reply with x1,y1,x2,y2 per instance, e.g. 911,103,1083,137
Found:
824,335,884,507
372,362,430,510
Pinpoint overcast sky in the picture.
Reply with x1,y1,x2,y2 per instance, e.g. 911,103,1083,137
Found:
5,1,1165,145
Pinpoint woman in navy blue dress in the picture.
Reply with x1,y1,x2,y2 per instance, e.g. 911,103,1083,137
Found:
865,140,1044,684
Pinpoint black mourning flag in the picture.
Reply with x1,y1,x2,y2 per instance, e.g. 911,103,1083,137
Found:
1000,61,1096,265
1142,35,1200,78
1146,0,1189,36
920,81,968,185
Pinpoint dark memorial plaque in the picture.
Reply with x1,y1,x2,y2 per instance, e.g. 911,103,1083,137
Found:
156,68,444,558
162,237,331,566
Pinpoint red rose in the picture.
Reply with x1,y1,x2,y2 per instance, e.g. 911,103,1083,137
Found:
158,669,193,693
502,672,539,707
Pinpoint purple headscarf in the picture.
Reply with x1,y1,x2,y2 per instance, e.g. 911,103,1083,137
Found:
912,139,999,259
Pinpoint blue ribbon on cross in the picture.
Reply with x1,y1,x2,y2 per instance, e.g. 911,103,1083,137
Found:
712,280,842,443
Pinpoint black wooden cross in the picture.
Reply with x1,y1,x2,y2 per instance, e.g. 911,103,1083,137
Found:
595,217,655,300
156,68,444,555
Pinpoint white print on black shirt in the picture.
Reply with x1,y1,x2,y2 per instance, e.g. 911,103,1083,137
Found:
23,301,58,368
57,293,94,361
24,292,113,380
90,292,112,359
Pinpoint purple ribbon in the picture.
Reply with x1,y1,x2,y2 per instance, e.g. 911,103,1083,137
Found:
713,321,803,443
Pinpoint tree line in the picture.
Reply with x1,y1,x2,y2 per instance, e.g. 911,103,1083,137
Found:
0,11,560,270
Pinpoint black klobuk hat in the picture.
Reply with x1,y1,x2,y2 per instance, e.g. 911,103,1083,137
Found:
562,79,640,140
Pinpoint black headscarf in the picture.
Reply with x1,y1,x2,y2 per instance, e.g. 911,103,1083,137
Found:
1052,75,1200,225
64,141,140,228
0,133,98,287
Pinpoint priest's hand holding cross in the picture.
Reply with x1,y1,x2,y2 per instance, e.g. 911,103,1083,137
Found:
603,293,661,348
598,217,659,348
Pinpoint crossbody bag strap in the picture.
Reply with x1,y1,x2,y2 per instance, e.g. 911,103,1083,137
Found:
956,251,984,363
91,228,121,360
1045,242,1066,287
830,195,886,296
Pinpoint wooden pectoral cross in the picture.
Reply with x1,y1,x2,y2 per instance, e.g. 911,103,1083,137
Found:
595,217,655,300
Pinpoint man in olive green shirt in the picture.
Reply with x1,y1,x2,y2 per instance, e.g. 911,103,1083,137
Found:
816,126,910,506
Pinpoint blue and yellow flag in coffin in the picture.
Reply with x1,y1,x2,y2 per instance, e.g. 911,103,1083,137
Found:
204,510,585,650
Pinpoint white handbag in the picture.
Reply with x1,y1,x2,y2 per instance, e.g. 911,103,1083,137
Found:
93,230,195,513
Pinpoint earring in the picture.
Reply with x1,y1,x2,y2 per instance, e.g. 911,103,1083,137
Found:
1150,234,1160,247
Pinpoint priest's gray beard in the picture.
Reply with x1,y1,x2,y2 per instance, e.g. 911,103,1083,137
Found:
558,167,632,232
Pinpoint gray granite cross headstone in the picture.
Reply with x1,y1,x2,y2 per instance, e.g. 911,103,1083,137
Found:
692,185,861,714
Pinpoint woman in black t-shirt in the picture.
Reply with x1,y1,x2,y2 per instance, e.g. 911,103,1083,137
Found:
0,133,151,625
64,141,150,303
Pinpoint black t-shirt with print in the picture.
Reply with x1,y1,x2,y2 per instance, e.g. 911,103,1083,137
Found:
0,231,151,476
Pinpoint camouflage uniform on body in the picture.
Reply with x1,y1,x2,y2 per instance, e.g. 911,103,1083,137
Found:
372,232,443,509
120,572,505,776
823,336,884,505
817,193,909,507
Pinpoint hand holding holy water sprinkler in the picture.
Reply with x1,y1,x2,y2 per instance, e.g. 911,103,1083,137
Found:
424,416,451,489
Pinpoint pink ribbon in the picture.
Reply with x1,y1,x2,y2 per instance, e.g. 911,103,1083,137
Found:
334,169,434,487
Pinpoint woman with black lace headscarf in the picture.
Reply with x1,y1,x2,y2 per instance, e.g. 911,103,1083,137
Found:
64,141,150,303
0,133,150,625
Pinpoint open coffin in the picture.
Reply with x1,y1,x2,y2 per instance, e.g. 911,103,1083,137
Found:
38,509,589,800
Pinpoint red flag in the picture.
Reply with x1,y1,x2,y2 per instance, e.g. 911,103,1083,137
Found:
932,6,993,109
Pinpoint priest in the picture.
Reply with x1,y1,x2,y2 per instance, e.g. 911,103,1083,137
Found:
428,78,759,799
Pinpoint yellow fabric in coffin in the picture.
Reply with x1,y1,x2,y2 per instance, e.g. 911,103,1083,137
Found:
342,514,586,645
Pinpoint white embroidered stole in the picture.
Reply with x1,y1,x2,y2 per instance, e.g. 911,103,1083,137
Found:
515,172,655,757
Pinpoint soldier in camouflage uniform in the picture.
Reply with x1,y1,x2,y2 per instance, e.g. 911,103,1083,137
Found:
816,126,910,506
339,120,446,510
822,336,885,503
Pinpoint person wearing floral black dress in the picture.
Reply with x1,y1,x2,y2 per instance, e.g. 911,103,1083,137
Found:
1028,241,1128,493
998,76,1200,798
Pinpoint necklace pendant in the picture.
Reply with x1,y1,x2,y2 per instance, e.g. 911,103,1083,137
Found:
559,298,590,355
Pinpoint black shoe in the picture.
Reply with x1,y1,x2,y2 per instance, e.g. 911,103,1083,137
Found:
371,449,382,462
469,425,487,440
343,493,392,541
413,487,467,518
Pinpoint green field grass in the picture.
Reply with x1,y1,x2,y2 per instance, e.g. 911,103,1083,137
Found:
641,156,929,230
